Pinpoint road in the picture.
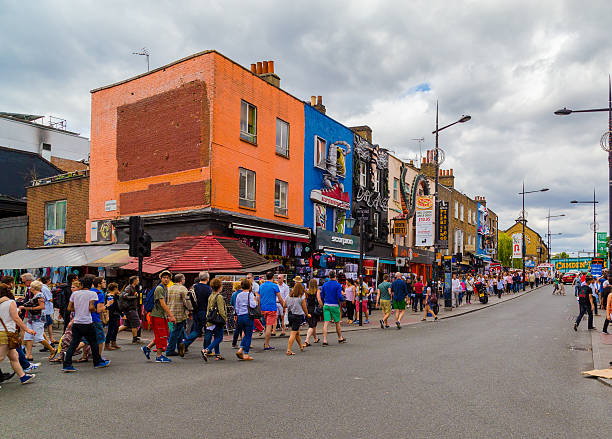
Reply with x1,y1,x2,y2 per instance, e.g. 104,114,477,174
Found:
1,284,610,438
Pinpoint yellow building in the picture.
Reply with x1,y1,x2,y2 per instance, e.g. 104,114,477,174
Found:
504,219,549,265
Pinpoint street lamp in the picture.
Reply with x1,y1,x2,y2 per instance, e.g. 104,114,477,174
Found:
545,210,565,263
555,75,612,270
545,232,562,258
432,101,471,307
570,188,599,257
518,183,549,291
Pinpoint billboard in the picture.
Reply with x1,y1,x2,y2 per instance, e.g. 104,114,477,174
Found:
512,233,522,258
554,257,608,273
597,232,607,256
436,201,449,249
415,195,434,247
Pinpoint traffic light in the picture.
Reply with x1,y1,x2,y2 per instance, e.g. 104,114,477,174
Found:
129,216,151,258
455,252,462,263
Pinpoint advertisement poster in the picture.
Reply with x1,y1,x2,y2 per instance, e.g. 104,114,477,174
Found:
512,233,522,258
437,200,449,248
415,195,434,247
44,229,65,246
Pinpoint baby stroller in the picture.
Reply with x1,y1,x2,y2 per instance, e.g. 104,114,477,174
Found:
475,281,488,304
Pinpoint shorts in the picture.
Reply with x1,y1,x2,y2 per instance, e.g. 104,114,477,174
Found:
392,300,406,310
84,322,106,345
288,314,304,331
44,314,54,327
151,316,169,351
306,313,319,329
323,305,341,323
355,300,368,313
262,310,277,327
380,300,392,314
125,310,141,329
24,320,45,342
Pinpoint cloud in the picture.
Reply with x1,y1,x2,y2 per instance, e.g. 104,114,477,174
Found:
1,0,611,252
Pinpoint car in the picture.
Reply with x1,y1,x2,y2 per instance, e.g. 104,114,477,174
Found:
562,271,580,284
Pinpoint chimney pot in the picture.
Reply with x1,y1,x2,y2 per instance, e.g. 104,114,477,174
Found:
450,169,454,176
256,62,263,74
311,96,316,106
262,61,269,74
317,96,322,105
268,60,274,73
422,157,426,164
250,63,256,73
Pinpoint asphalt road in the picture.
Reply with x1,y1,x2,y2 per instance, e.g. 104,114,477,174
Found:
1,285,610,438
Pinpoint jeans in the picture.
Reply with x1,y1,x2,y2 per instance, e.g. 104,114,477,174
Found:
453,291,460,307
345,301,355,321
236,314,254,354
17,345,30,369
204,325,223,355
414,294,424,311
232,317,242,346
183,310,206,348
575,302,594,329
64,323,103,367
105,315,120,343
166,320,185,353
603,318,610,333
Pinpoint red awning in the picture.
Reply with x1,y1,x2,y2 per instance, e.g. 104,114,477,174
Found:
231,224,309,243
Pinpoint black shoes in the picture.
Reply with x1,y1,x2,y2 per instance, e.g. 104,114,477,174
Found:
379,320,384,329
573,323,578,331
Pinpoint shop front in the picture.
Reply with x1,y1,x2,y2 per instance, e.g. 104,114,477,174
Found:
394,245,434,281
314,228,361,282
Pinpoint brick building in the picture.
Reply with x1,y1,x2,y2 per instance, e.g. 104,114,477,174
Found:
26,170,89,247
504,219,549,265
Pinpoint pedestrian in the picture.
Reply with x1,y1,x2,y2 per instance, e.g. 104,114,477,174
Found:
277,274,290,337
235,278,258,361
201,278,227,362
320,271,347,345
0,283,37,385
354,277,369,324
591,279,600,316
259,272,285,351
230,281,243,349
603,285,612,334
117,276,142,344
165,274,189,357
451,273,462,308
413,276,425,312
141,270,176,363
304,278,321,346
21,279,57,361
601,277,611,314
54,273,77,334
344,278,355,324
391,272,408,329
61,276,111,372
529,271,535,289
465,275,474,304
422,280,438,321
285,281,310,356
104,282,122,351
182,271,212,354
376,274,393,329
552,277,560,295
40,276,58,346
574,275,595,331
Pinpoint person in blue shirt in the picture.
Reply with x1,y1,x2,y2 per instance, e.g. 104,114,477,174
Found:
259,272,285,350
391,272,408,329
88,276,107,357
230,283,242,348
320,271,347,346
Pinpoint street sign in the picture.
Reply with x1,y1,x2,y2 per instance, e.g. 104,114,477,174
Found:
597,232,607,256
415,195,434,246
512,234,522,258
356,208,369,220
393,219,408,235
436,200,449,249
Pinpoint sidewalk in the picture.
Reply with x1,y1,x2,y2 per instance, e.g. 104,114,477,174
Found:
588,313,612,387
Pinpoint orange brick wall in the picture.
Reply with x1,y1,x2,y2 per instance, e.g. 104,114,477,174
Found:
27,176,89,247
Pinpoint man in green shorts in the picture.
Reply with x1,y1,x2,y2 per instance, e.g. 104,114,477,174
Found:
376,274,393,329
391,272,408,329
320,271,347,346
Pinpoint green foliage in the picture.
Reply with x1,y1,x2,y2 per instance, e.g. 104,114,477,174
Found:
552,252,569,260
498,232,512,267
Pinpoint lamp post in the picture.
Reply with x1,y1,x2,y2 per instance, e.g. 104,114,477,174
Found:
519,183,549,291
555,75,612,270
432,102,470,306
545,210,565,263
545,232,562,258
570,188,599,258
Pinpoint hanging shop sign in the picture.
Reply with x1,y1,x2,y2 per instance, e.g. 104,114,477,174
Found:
393,245,434,265
591,257,604,276
436,200,448,249
512,233,522,258
310,185,350,210
316,228,360,252
393,218,408,236
415,195,434,247
91,220,113,242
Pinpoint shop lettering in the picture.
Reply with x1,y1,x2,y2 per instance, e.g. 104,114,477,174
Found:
331,236,354,246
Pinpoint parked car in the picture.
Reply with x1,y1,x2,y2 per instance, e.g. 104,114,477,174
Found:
562,271,580,284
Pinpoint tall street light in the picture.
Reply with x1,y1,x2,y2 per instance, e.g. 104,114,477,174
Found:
570,188,599,257
432,101,470,307
545,232,562,259
545,210,565,263
519,183,549,291
555,75,612,270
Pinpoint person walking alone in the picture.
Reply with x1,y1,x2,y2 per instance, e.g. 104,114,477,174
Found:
320,271,347,346
376,274,392,329
304,279,321,346
391,272,408,329
234,278,258,361
574,275,595,331
285,282,310,356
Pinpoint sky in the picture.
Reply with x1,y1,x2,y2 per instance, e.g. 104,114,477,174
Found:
1,0,611,255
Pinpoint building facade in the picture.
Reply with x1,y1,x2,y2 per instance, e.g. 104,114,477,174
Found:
504,220,549,265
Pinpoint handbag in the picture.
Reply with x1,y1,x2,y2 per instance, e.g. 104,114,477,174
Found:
0,317,21,350
247,291,262,320
206,294,226,326
313,305,323,316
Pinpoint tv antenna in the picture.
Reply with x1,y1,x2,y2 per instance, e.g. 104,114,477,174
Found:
411,137,424,163
132,47,150,71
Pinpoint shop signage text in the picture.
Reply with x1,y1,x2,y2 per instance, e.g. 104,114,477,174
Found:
316,228,359,252
415,195,434,247
436,200,448,248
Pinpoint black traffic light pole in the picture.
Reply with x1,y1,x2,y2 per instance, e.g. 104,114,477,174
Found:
129,215,151,297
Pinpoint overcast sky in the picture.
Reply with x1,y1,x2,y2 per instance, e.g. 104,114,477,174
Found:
2,0,611,255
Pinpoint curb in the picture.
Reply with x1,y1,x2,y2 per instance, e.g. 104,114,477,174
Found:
589,315,612,388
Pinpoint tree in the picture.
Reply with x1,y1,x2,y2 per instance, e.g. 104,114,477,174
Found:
498,232,512,267
552,252,569,260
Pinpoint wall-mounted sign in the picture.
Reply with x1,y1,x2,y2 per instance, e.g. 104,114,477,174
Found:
415,195,434,247
316,228,360,252
105,199,117,212
44,229,65,246
310,185,350,210
393,219,407,236
91,220,113,242
512,233,522,258
597,232,607,256
436,200,448,249
591,257,604,276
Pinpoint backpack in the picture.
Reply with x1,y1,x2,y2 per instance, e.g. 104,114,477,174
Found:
52,285,67,310
143,288,156,313
187,288,197,311
118,290,131,313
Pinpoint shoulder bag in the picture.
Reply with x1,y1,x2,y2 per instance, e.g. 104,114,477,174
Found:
206,294,226,325
247,291,262,320
0,316,21,350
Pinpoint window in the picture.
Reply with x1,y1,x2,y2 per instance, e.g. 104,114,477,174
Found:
276,118,289,157
315,204,326,230
373,213,379,238
460,204,464,222
359,161,367,187
454,201,459,219
315,136,326,168
239,168,256,209
240,100,257,143
45,200,66,230
467,209,471,224
274,179,288,216
393,178,399,202
372,168,379,192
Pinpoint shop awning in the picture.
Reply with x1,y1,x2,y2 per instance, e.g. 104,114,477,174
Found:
321,248,379,261
0,244,127,270
84,243,167,268
120,235,280,274
379,258,396,265
231,223,310,243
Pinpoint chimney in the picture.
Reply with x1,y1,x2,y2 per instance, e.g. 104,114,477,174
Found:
349,125,373,143
253,59,281,88
314,95,326,114
439,168,455,188
250,64,256,73
310,96,316,106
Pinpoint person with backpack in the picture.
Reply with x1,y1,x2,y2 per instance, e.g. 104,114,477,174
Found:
235,278,259,361
118,276,141,344
165,274,189,357
181,271,212,355
201,278,227,362
104,283,122,351
141,271,175,363
422,280,438,321
574,275,595,331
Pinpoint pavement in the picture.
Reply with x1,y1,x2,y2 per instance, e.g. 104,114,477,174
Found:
588,308,612,386
1,284,610,438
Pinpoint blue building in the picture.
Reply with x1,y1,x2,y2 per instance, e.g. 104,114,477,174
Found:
303,103,355,251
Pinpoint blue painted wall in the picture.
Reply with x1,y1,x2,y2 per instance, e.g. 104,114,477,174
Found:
303,104,354,234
